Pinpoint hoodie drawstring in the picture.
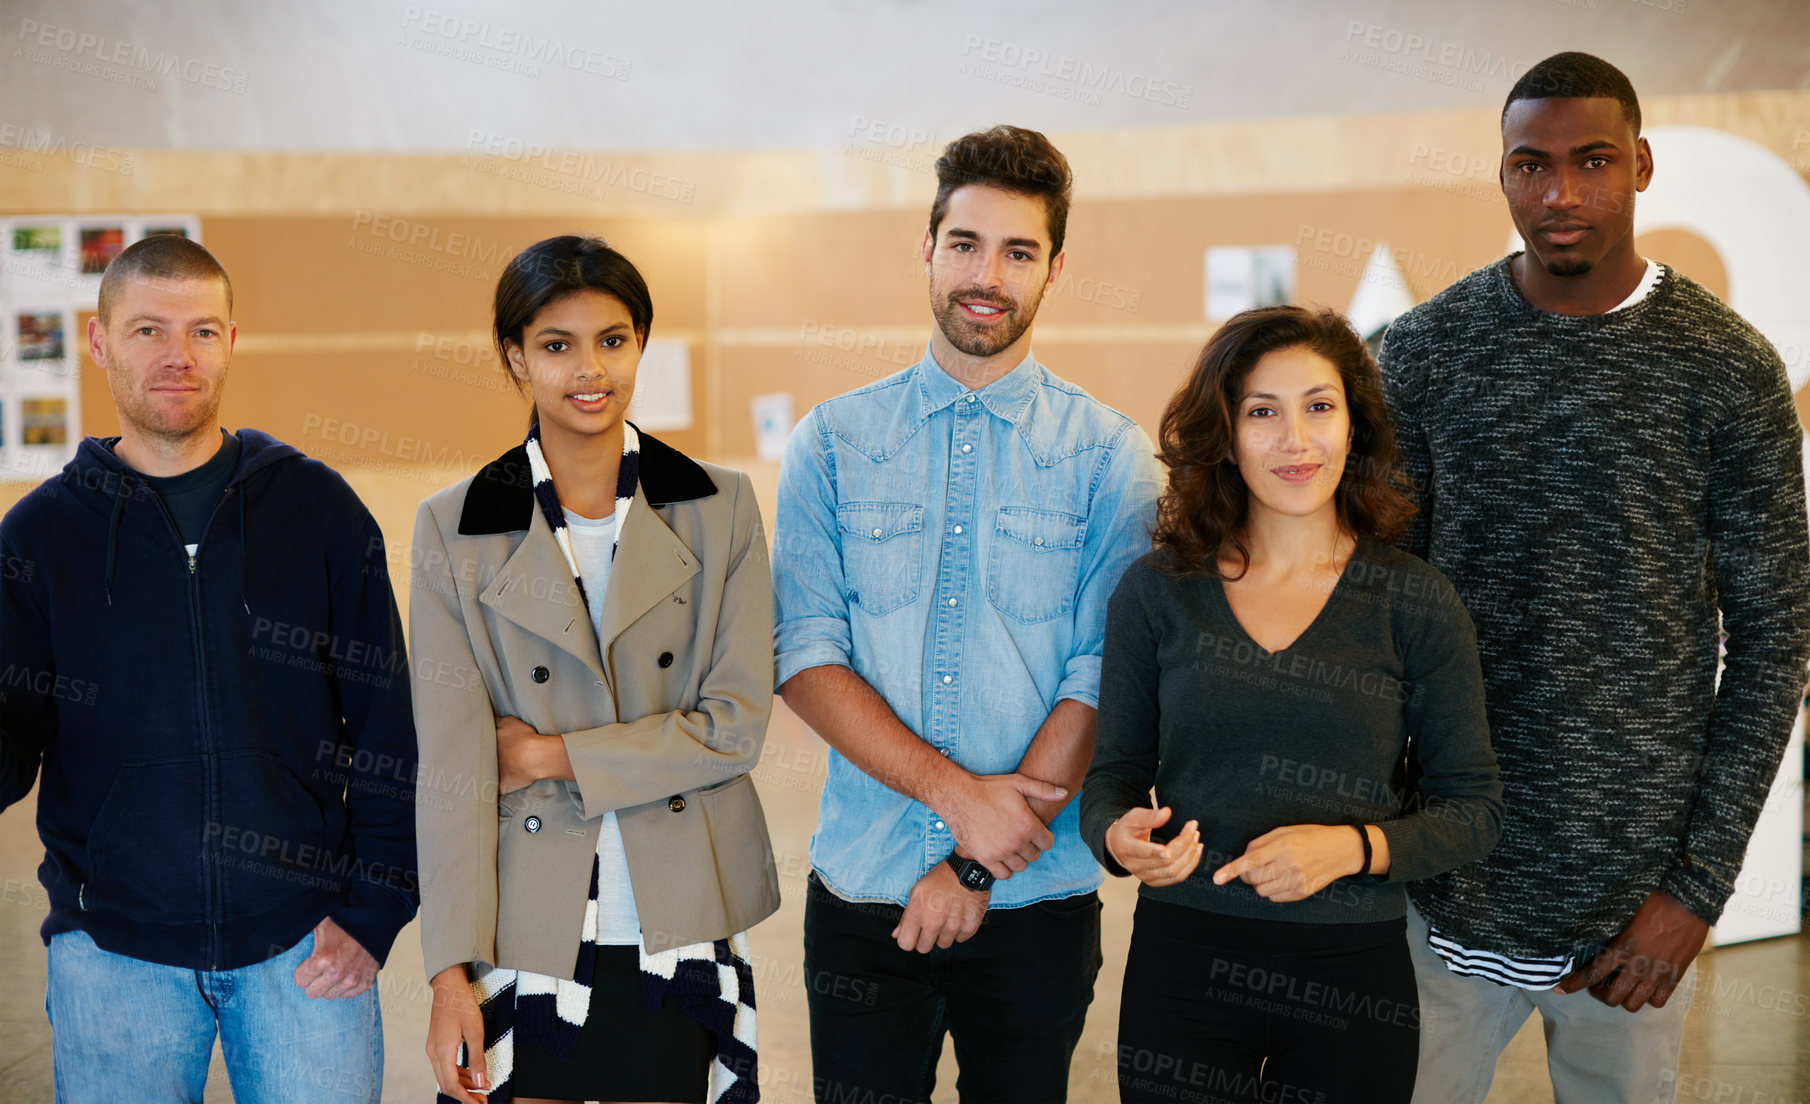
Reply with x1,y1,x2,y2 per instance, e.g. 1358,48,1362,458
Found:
104,474,130,606
237,488,250,614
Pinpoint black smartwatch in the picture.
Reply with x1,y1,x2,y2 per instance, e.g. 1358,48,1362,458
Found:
945,854,995,892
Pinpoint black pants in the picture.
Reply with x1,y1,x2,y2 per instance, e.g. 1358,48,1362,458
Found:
1118,897,1419,1104
804,872,1102,1103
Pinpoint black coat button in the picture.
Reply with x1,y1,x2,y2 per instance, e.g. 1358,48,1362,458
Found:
667,795,686,813
524,816,542,833
531,666,550,683
658,652,674,669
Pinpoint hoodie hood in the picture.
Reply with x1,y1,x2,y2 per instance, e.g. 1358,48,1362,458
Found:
61,429,303,607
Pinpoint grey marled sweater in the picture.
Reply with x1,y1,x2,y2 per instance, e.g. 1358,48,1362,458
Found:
1381,256,1810,958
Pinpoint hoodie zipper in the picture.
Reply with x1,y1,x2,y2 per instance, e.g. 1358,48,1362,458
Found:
149,484,237,971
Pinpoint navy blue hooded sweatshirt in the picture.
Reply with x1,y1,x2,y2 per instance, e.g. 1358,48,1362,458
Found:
0,429,419,971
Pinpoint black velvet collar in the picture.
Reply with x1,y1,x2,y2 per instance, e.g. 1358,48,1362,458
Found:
457,425,718,536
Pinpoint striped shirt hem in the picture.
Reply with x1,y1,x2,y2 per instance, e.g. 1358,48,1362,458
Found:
1427,925,1573,990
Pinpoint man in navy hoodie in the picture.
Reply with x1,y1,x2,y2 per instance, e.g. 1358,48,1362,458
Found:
0,234,418,1103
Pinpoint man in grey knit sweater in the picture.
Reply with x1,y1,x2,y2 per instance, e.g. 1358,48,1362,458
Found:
1381,52,1810,1102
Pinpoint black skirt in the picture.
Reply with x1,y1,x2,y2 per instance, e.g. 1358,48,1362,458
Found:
510,944,715,1101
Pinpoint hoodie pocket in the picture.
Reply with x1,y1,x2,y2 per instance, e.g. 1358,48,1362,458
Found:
215,750,331,920
83,760,208,926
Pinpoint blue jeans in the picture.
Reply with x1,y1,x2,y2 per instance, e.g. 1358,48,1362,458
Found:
46,928,382,1104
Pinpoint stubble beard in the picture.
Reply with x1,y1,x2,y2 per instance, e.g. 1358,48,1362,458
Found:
1541,253,1594,277
930,287,1037,359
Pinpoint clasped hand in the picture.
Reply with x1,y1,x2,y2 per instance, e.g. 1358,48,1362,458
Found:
1107,810,1368,902
1554,890,1707,1012
938,771,1065,880
495,714,571,794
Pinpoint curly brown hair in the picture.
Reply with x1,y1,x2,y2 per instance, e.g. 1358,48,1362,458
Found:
1153,305,1416,578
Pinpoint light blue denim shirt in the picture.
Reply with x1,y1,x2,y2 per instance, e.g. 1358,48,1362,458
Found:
772,349,1162,907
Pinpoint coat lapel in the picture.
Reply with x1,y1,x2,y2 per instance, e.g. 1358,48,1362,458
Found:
596,481,700,660
478,505,608,684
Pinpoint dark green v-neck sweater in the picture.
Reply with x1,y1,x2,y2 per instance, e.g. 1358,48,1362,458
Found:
1081,538,1504,924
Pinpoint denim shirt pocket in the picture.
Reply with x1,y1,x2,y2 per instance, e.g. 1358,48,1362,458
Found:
837,501,925,616
987,506,1087,624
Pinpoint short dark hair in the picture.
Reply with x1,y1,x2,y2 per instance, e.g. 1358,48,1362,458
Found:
492,234,654,402
1503,52,1641,134
97,234,233,324
927,125,1073,256
1153,306,1416,578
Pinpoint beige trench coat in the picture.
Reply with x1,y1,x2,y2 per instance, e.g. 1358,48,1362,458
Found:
410,429,779,982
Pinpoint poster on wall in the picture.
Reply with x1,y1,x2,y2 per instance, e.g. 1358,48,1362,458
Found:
0,215,201,479
78,226,126,274
627,337,695,432
1203,245,1296,319
17,312,65,361
20,397,67,446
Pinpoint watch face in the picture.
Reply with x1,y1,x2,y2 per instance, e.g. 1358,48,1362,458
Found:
960,864,990,889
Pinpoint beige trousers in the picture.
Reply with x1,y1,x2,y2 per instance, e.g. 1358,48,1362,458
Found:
1407,900,1695,1104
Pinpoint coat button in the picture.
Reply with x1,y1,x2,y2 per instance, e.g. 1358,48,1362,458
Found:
524,816,542,833
531,666,550,683
667,795,686,813
658,651,674,669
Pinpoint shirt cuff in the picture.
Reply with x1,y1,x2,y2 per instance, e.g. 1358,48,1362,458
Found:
775,617,854,688
1055,654,1102,710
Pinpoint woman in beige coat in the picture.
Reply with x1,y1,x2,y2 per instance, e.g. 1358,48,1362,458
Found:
411,235,779,1104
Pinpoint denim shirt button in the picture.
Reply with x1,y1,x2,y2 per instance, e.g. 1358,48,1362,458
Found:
942,675,953,685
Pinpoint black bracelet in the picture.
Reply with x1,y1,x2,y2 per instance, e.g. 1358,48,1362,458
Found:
1352,824,1373,876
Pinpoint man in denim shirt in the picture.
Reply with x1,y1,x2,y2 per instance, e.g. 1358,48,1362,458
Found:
773,125,1161,1101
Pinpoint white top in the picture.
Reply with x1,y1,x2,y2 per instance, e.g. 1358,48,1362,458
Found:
562,506,643,946
1608,258,1664,313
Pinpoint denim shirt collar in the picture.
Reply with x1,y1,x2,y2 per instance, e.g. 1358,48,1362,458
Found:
914,345,1042,427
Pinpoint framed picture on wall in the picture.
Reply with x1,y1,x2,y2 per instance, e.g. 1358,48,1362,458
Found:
17,311,65,362
20,396,68,446
11,226,61,254
79,226,126,274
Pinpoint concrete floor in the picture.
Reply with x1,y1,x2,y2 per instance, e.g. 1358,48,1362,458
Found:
2,690,1808,1101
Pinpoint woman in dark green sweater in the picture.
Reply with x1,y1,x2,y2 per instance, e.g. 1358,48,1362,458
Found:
1081,305,1503,1103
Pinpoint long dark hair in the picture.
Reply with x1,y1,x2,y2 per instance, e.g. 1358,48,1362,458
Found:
493,235,654,422
1153,305,1416,578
